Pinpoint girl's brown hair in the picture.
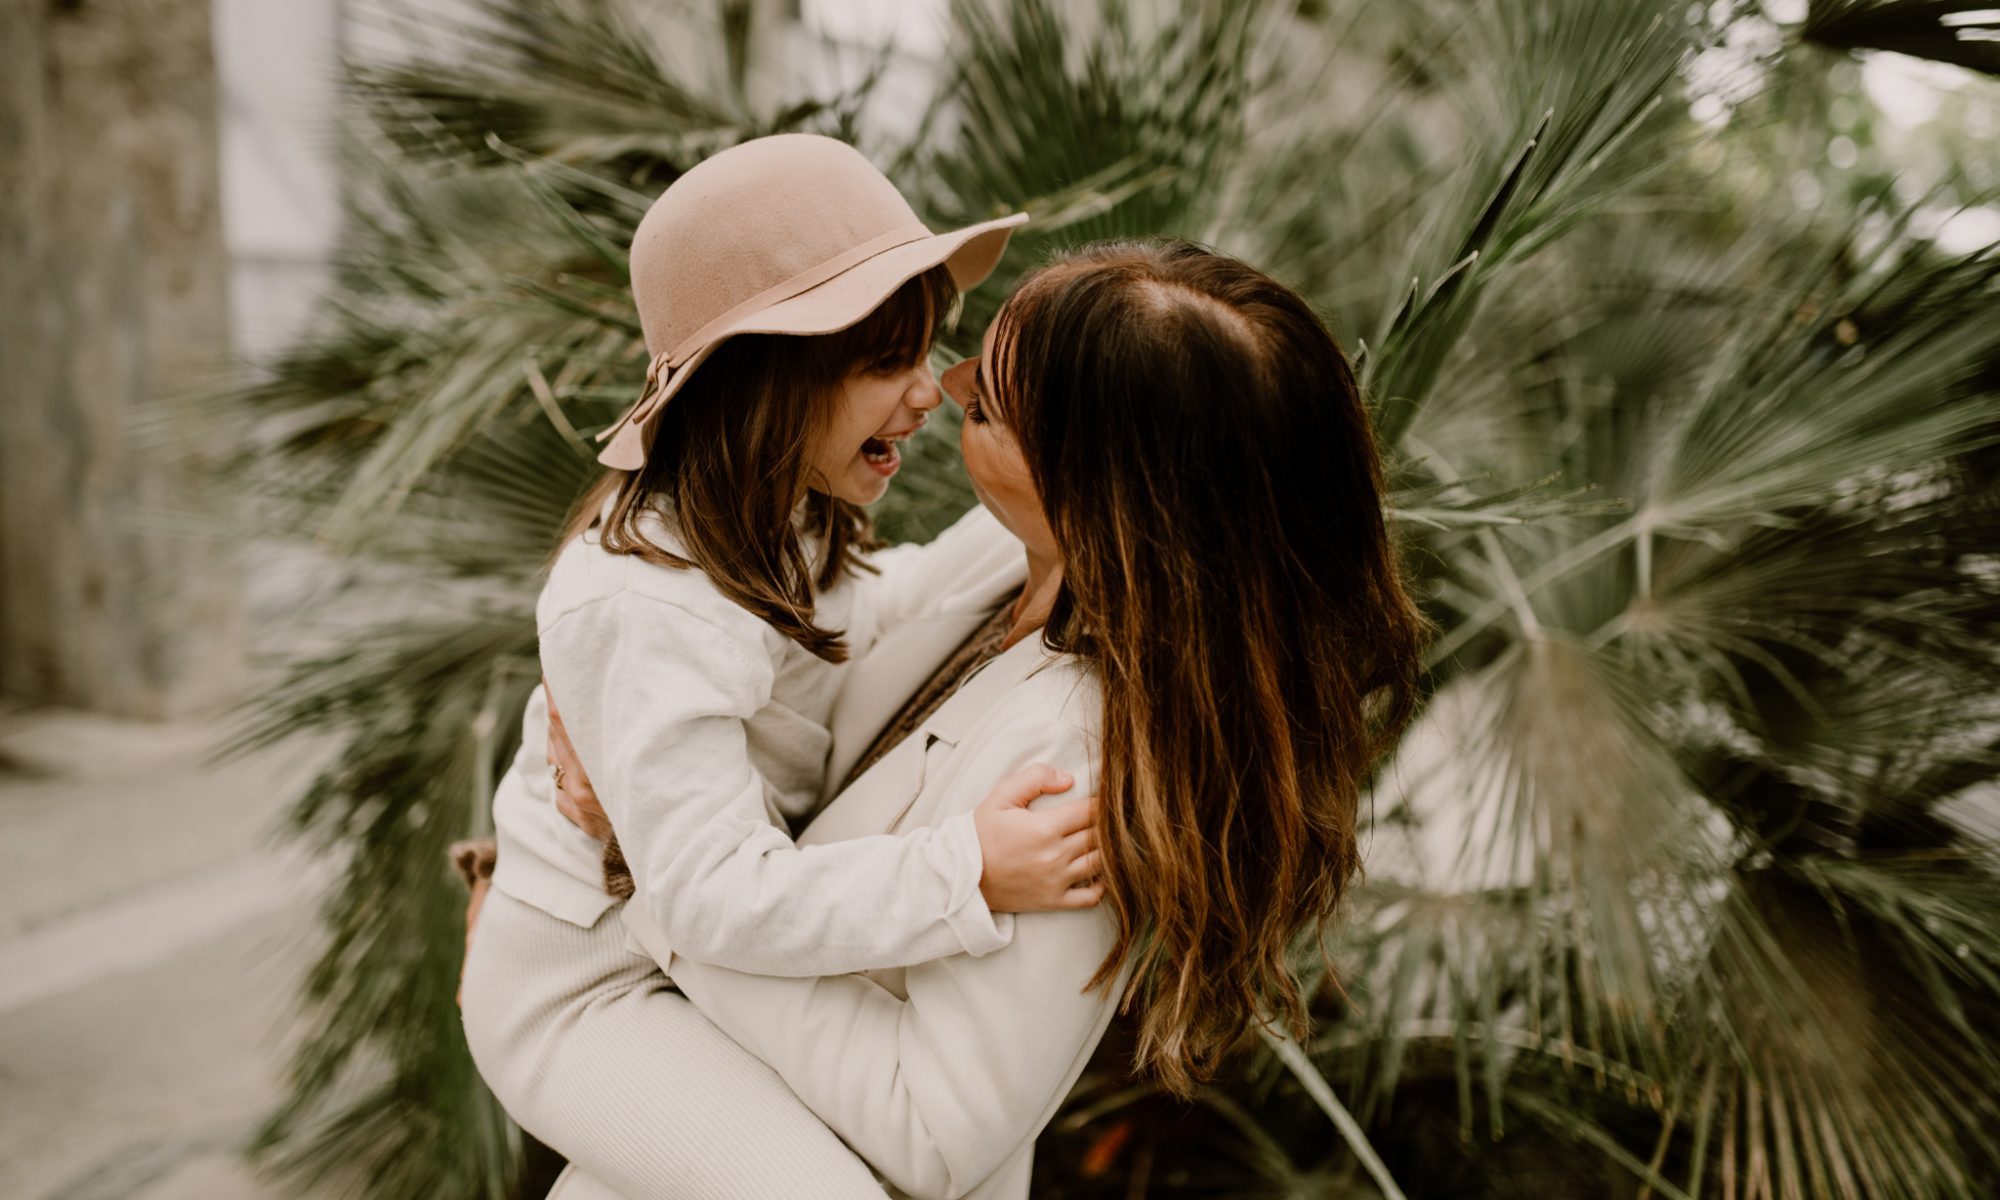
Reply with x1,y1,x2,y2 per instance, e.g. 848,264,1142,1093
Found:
561,265,958,662
989,240,1426,1095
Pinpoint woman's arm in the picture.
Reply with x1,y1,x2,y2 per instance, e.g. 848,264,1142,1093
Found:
541,588,1016,977
644,700,1122,1200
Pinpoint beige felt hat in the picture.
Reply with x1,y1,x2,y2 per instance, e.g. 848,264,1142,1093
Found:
597,134,1028,470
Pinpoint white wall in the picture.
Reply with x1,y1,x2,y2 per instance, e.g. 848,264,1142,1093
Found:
211,0,345,358
209,0,948,359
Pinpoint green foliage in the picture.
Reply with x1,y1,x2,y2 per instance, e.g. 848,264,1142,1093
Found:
227,589,540,1197
1804,1,2000,76
214,0,2000,1195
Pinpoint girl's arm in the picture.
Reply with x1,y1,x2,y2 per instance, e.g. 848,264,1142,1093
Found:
630,697,1121,1200
844,503,1022,654
540,588,1086,978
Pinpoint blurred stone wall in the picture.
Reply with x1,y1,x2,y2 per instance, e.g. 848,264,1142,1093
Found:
0,0,927,720
0,0,243,718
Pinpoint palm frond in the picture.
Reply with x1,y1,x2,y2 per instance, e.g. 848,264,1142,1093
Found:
230,599,538,1198
1803,0,2000,75
1671,857,2000,1199
916,0,1272,338
1357,0,1703,444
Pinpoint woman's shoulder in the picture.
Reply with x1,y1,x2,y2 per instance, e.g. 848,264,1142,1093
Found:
987,648,1102,745
945,650,1102,813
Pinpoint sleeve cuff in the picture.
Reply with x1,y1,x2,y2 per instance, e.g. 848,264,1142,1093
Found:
937,810,1015,957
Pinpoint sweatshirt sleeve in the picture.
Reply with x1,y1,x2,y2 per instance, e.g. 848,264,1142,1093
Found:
540,587,1013,977
843,504,1021,655
653,697,1119,1200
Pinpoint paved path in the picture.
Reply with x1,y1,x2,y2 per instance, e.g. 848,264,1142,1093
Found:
0,705,330,1200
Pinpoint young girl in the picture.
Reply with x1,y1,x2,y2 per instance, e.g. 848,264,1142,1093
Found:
461,136,1099,1196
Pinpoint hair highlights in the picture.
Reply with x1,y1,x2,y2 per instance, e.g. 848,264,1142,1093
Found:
561,265,958,661
993,240,1427,1094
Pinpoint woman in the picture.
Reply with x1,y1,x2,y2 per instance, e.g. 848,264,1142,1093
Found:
515,238,1427,1198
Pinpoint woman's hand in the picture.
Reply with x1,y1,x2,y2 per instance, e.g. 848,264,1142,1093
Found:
972,764,1103,912
546,682,612,839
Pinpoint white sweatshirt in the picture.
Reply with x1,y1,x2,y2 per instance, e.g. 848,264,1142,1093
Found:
489,502,1016,975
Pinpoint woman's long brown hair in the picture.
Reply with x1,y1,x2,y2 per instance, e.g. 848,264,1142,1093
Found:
560,265,958,662
990,241,1427,1095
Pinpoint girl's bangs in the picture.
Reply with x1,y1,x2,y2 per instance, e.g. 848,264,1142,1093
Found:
819,265,959,371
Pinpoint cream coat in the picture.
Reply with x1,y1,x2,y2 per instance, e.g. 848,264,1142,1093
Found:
549,515,1126,1200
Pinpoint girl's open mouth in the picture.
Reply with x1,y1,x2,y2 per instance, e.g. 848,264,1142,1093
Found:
861,426,917,477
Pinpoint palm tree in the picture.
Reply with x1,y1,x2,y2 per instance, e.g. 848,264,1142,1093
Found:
215,0,2000,1196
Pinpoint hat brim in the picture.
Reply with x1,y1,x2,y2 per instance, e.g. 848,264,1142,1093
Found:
598,212,1028,470
732,211,1029,341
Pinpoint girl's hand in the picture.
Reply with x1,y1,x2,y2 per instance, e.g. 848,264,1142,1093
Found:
973,764,1103,912
546,682,613,839
547,687,638,900
448,837,497,1008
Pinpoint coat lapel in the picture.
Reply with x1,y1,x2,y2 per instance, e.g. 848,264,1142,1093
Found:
800,635,1053,849
821,609,990,798
821,524,1026,799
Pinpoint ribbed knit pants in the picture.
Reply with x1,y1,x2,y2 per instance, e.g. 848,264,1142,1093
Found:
461,888,889,1199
